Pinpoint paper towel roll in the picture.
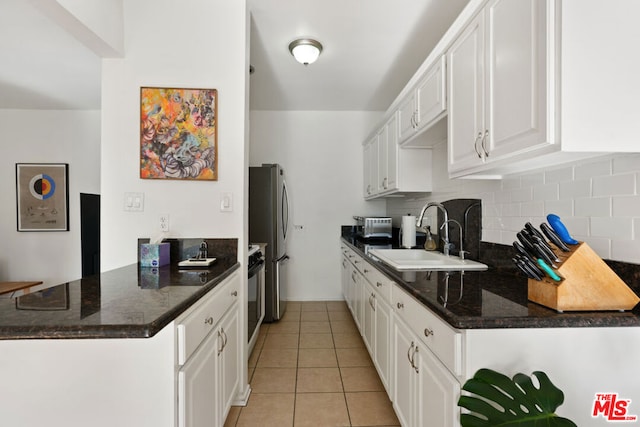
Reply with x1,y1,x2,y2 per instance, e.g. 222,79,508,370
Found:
401,215,416,248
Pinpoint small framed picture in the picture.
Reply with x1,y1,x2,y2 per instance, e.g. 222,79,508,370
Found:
16,163,69,232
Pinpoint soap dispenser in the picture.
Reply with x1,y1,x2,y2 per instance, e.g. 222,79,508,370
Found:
424,226,437,251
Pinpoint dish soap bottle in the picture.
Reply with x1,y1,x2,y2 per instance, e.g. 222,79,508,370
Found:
424,226,437,251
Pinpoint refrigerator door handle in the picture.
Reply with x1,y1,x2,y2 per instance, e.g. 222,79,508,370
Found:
282,179,289,241
274,254,290,263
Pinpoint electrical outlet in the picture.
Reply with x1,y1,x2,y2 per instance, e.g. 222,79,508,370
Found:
159,214,170,232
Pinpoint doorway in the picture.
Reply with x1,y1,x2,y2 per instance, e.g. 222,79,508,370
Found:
80,193,100,277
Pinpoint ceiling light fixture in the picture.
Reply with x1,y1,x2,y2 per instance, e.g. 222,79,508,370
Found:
288,38,323,65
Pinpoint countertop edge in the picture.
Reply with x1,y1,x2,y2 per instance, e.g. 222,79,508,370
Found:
0,263,241,340
341,237,640,330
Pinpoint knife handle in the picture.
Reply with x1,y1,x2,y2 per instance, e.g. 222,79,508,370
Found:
537,258,562,282
547,214,579,245
540,222,571,252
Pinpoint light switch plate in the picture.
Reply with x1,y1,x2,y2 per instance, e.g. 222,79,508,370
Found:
221,192,233,212
124,192,144,212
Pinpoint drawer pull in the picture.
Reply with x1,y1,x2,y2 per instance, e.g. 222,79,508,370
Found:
376,282,383,287
204,317,214,325
364,268,369,273
407,341,414,367
397,302,404,309
424,328,434,337
231,290,238,297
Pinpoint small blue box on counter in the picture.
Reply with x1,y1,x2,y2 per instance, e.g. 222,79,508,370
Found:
140,243,170,267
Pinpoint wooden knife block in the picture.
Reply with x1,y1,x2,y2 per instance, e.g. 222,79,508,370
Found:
527,242,640,312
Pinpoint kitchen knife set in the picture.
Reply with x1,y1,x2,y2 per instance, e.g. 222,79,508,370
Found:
512,214,580,282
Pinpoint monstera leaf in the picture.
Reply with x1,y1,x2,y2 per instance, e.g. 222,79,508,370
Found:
458,369,577,427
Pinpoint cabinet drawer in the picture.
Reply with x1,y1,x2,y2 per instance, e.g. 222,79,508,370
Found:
363,265,393,305
177,274,240,365
392,284,461,376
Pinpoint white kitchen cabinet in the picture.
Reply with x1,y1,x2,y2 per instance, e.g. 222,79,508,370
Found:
177,271,240,427
372,288,392,393
392,284,461,427
447,0,548,177
363,120,433,200
398,56,447,147
445,0,640,178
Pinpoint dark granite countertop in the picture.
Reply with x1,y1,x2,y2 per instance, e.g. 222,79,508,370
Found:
341,235,640,330
0,257,240,340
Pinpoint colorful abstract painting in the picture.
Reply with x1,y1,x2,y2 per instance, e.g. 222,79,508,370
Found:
140,87,217,180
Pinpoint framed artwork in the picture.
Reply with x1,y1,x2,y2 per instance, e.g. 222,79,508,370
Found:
16,163,69,232
140,87,218,180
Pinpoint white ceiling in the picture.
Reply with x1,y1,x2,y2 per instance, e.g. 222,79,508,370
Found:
0,0,469,112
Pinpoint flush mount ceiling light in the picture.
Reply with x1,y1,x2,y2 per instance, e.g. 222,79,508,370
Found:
288,38,323,65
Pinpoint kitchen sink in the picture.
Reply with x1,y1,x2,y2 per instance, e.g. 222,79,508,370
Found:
368,249,488,271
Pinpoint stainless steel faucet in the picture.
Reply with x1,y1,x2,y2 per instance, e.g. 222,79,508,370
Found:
441,219,468,260
416,202,450,254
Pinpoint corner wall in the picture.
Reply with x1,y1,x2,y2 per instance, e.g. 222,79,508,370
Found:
0,109,101,285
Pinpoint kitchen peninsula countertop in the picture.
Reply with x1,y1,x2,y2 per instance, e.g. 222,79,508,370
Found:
341,235,640,329
0,258,240,340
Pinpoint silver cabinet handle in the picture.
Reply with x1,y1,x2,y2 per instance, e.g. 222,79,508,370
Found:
231,290,238,297
376,282,383,287
473,131,483,158
204,317,214,325
413,346,420,374
397,302,404,309
424,328,434,337
382,177,388,189
217,330,224,355
351,272,357,283
407,341,415,367
363,268,369,273
481,129,489,157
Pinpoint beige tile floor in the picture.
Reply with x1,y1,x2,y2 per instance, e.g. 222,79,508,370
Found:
224,301,400,427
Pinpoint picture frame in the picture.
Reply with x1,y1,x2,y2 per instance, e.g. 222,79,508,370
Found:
140,87,218,180
16,163,69,232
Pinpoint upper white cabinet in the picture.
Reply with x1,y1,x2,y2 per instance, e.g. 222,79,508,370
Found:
398,56,448,147
363,112,432,200
448,0,548,177
447,0,640,178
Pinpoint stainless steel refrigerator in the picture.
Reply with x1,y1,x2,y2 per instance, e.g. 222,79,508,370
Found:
249,164,289,322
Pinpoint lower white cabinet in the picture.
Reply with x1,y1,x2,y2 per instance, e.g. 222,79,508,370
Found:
177,271,240,427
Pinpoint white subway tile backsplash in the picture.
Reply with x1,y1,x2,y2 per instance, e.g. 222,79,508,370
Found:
582,237,611,260
592,173,636,197
574,197,611,217
519,201,545,217
544,200,573,217
511,187,533,203
591,217,633,239
611,239,640,264
387,150,640,264
559,180,590,199
532,183,559,201
544,166,573,183
612,195,640,217
613,153,640,174
574,158,611,180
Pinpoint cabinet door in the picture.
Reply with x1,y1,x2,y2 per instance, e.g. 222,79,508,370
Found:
385,114,398,192
447,13,485,174
341,254,350,302
363,289,376,354
376,126,389,193
374,296,391,393
415,345,460,427
363,139,374,197
353,269,365,334
397,92,417,144
485,0,549,159
392,317,416,427
178,329,219,427
416,56,447,131
218,304,239,426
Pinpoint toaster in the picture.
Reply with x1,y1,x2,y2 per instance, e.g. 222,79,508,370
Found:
353,216,392,238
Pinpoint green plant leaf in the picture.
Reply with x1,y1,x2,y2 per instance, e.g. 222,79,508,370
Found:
457,368,577,427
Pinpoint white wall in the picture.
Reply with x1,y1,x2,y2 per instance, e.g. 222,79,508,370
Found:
388,141,640,264
250,110,386,300
101,0,248,270
0,109,101,285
